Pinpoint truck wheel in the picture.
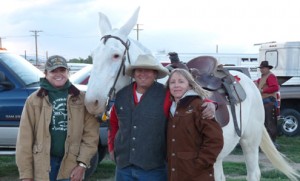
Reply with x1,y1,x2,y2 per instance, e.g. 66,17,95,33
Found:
280,109,300,136
84,152,99,180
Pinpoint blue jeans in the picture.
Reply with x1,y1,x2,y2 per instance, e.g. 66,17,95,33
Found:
263,96,278,107
115,165,167,181
49,156,70,181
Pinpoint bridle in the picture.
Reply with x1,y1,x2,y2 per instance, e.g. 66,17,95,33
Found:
100,35,131,120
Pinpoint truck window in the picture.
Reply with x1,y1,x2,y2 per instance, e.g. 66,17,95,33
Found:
0,53,44,86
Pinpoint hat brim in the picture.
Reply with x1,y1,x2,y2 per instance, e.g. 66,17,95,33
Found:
125,64,169,79
258,65,273,69
46,65,69,72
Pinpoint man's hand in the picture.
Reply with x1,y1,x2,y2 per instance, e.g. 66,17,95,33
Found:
70,165,85,181
202,102,216,119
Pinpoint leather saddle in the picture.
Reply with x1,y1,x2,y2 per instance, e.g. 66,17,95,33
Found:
172,56,246,131
187,56,223,91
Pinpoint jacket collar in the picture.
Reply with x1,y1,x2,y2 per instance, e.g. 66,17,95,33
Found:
37,84,80,97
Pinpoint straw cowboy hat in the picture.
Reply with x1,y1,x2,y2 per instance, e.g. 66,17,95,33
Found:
126,54,169,79
258,60,273,69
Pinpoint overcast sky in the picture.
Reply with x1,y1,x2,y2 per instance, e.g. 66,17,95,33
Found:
1,0,300,60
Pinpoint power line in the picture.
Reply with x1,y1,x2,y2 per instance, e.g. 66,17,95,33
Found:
2,35,31,38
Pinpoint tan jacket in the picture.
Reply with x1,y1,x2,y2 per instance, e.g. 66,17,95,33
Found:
167,96,223,181
16,85,99,181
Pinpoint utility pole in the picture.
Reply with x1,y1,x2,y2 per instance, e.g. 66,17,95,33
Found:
30,30,42,65
133,24,143,41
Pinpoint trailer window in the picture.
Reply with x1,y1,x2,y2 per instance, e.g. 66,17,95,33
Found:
265,50,278,68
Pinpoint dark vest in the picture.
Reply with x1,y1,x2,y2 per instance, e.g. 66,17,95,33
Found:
114,82,167,170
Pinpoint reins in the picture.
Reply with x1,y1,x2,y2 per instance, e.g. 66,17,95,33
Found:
100,35,131,120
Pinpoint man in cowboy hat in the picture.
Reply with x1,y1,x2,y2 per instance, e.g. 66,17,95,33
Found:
107,54,216,181
255,60,280,147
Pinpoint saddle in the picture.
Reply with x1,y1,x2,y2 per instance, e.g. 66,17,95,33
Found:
187,56,222,91
172,56,246,136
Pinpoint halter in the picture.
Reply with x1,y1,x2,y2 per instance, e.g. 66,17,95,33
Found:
100,35,131,120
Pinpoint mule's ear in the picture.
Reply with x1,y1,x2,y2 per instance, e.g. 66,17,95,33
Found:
98,12,112,36
119,7,140,36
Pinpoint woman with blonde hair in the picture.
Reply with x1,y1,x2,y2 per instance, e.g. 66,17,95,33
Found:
166,68,224,181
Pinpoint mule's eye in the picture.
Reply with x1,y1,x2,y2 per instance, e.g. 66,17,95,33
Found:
113,54,120,59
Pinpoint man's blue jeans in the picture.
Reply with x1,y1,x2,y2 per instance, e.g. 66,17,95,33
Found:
115,165,167,181
49,156,70,181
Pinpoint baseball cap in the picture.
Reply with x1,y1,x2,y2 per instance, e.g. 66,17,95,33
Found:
45,55,69,71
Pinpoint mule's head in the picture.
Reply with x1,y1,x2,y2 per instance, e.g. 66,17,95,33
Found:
85,7,147,115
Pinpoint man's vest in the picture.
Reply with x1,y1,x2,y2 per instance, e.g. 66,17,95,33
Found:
258,72,278,99
114,82,167,170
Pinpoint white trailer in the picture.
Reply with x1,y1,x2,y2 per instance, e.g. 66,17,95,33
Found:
259,41,300,85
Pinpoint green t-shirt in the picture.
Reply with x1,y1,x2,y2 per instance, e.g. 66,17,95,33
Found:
40,78,71,157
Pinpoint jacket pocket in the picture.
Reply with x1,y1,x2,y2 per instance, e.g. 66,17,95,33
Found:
176,152,204,176
32,144,46,176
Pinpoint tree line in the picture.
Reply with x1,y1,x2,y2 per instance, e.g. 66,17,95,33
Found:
69,55,93,64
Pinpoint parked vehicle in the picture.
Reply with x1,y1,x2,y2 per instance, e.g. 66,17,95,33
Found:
0,51,44,155
69,64,92,85
67,63,90,74
0,50,107,178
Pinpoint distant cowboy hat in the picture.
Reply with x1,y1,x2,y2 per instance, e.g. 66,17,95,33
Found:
126,54,169,79
258,61,273,69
